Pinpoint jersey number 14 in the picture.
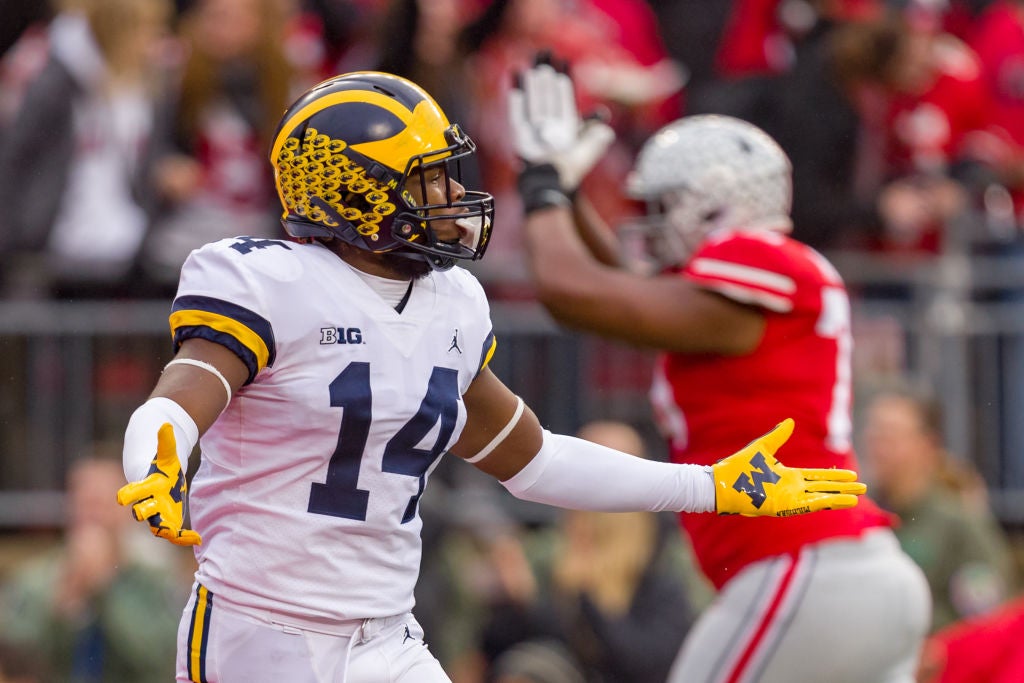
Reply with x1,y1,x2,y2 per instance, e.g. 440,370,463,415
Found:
308,362,459,524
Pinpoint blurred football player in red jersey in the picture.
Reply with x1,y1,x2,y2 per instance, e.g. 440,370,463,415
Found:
510,58,931,682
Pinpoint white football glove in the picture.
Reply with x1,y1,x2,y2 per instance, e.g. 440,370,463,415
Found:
508,59,615,193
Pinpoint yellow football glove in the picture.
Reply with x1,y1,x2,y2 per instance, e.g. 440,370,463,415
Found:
712,418,867,517
116,423,201,546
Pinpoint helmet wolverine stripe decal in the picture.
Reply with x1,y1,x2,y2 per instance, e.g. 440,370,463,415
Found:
271,90,449,170
270,71,494,270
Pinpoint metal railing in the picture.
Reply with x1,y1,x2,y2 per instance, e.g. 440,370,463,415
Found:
0,298,655,527
2,240,1024,525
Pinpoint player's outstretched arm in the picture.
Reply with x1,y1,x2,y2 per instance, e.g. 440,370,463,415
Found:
453,370,866,516
116,338,248,546
509,53,766,356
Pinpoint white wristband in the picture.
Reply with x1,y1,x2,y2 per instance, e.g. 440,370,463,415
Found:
501,430,716,513
164,358,232,411
122,397,199,482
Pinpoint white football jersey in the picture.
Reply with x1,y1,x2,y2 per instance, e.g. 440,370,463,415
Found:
169,236,496,623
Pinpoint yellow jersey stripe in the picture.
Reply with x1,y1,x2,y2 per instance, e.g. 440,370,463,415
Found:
478,331,497,375
171,309,271,372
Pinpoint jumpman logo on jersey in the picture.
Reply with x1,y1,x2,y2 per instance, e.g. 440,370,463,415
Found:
448,329,462,354
403,625,413,644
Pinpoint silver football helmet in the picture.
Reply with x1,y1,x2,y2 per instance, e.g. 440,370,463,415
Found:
625,115,793,269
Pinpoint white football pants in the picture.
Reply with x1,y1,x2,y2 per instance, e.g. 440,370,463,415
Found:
175,583,450,683
667,528,931,683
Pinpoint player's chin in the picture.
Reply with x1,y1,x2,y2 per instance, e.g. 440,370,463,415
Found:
431,215,464,243
378,251,433,280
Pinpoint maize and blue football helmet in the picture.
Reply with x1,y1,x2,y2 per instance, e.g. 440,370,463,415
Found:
270,71,494,270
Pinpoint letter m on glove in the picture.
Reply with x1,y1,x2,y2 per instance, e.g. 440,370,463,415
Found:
731,452,781,509
712,419,867,517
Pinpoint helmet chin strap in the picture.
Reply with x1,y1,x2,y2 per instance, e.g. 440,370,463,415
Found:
305,196,476,272
386,246,455,272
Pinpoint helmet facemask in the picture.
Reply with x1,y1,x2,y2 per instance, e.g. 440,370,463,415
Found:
620,189,743,272
617,201,690,274
391,124,494,270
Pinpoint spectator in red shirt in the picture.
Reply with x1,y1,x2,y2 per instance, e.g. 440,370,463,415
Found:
830,10,994,253
962,0,1024,225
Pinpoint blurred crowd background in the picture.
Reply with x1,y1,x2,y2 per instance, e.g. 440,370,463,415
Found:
3,0,1024,681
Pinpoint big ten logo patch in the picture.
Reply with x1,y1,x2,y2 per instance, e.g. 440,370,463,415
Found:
320,327,364,345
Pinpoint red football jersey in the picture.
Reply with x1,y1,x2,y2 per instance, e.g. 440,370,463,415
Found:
650,228,891,589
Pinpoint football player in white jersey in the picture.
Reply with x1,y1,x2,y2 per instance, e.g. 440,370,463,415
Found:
115,71,867,683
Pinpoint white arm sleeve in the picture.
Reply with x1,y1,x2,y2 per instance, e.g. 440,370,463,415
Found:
501,430,716,513
122,397,199,482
